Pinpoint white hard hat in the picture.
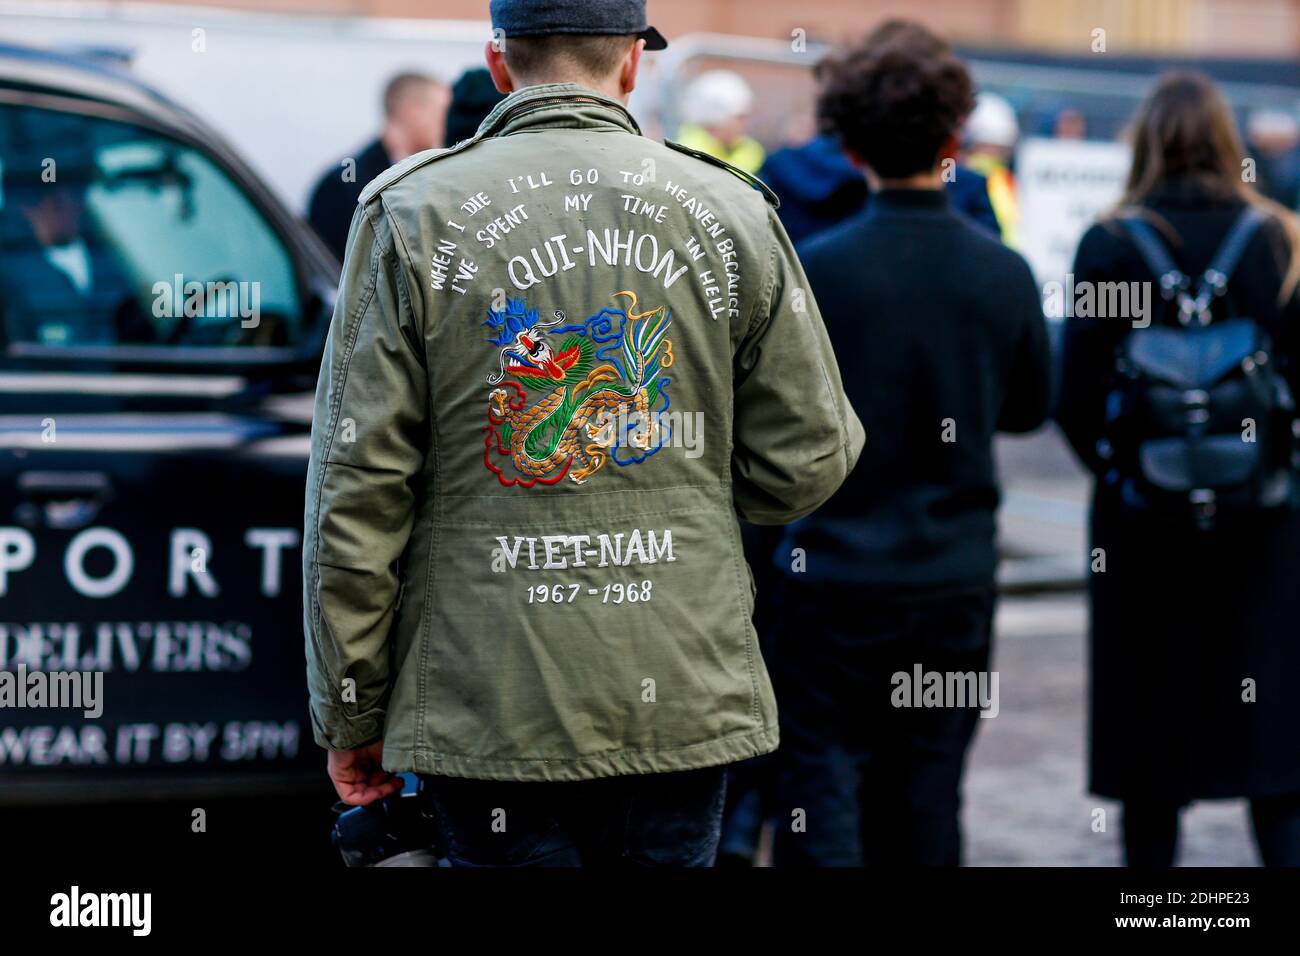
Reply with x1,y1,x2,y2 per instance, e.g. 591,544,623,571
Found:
1247,108,1300,145
966,92,1019,148
681,70,754,126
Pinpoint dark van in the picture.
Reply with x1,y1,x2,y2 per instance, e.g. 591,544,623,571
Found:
0,43,338,808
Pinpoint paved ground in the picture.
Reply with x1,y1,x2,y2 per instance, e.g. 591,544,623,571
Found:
968,591,1261,866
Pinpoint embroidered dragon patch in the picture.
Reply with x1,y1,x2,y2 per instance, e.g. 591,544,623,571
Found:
481,290,675,487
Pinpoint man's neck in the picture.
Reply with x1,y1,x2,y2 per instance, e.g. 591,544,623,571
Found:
877,170,945,191
515,77,627,104
380,126,416,164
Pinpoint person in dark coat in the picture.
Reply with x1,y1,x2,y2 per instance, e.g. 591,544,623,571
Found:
307,73,448,263
1058,72,1300,867
718,16,1009,868
444,67,507,147
769,22,1051,867
759,133,1000,245
0,157,147,347
756,134,868,243
757,20,998,246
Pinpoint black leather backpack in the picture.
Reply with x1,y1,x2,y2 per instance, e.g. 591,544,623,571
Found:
1103,207,1297,529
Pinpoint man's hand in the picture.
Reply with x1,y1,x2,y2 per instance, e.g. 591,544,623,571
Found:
327,742,404,806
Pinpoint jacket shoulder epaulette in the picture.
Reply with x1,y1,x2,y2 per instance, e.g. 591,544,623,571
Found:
663,139,779,209
358,137,483,204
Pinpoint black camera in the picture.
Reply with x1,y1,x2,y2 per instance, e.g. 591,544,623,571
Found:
330,774,445,867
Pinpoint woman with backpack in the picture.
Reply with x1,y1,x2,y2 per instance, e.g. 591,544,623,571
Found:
1059,71,1300,867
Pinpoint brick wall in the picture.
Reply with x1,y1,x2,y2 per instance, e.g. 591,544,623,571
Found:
129,0,1300,54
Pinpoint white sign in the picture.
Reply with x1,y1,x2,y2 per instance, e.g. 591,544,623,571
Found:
1016,136,1132,287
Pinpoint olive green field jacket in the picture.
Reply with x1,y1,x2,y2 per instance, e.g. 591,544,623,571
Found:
303,83,864,781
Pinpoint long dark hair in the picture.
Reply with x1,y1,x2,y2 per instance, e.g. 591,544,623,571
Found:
1117,71,1300,301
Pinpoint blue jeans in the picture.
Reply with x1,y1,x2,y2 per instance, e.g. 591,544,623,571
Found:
419,766,727,867
771,582,996,867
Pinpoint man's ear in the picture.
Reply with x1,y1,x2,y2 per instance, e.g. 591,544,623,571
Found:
485,40,514,94
937,134,960,163
619,38,646,97
839,146,879,188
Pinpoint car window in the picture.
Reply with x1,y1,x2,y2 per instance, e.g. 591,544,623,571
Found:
0,102,301,351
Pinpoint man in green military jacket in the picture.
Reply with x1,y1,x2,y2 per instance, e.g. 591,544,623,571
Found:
304,0,864,866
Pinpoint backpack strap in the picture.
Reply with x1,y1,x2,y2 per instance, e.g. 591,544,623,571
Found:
1180,207,1268,326
1199,206,1268,300
1119,216,1189,304
1120,208,1268,327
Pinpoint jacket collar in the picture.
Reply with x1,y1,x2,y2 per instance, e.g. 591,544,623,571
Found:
869,187,951,213
474,83,642,139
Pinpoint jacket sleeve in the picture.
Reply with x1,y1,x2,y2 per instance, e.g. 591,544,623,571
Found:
302,199,428,751
731,207,865,524
996,255,1053,433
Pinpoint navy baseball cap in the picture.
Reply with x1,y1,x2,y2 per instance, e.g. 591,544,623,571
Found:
489,0,669,51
